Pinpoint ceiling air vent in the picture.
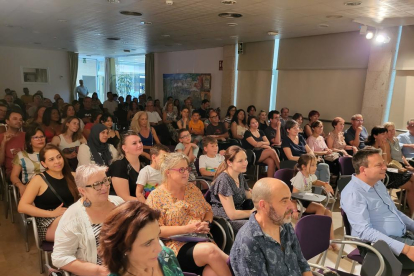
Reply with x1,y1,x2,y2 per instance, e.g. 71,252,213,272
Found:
218,12,243,18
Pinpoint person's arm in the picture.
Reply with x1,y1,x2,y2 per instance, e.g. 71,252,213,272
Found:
151,127,161,144
135,185,146,203
261,135,270,146
0,133,12,166
177,120,183,129
10,163,25,196
304,144,315,156
341,190,406,255
61,260,109,276
283,147,299,161
162,112,171,124
198,156,213,177
312,179,334,195
186,144,197,163
77,145,91,167
348,128,362,148
18,175,66,217
50,135,60,147
231,122,243,140
112,177,138,202
218,194,254,220
274,126,281,145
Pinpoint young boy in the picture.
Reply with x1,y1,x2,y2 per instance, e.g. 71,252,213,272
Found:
199,136,225,177
175,128,199,181
188,110,204,144
136,144,170,201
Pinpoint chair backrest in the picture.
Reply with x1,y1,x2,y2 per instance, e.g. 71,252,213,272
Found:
280,160,297,169
339,156,354,175
204,189,211,204
295,215,332,260
340,209,352,236
245,149,256,167
362,240,403,276
274,168,295,191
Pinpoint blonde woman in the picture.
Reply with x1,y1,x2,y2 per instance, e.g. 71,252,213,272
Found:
130,111,161,160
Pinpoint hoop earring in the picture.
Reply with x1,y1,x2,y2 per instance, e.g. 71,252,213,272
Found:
83,198,91,208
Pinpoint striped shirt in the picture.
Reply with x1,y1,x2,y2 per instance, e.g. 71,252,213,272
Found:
12,151,45,184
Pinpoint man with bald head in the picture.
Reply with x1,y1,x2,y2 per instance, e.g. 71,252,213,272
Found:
230,178,311,276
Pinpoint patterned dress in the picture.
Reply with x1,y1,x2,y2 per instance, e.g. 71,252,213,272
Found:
210,172,250,233
146,183,212,256
108,246,183,276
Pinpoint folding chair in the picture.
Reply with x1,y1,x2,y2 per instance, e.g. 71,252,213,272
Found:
295,214,387,276
26,216,54,274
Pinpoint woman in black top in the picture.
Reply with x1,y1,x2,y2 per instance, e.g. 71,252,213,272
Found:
243,116,280,177
107,131,143,202
18,144,78,242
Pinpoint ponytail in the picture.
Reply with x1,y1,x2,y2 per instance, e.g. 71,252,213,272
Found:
214,161,228,180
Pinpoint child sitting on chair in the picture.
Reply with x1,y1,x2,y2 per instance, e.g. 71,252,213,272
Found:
199,136,225,177
291,153,337,250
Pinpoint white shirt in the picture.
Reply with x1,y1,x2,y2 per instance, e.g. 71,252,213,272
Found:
136,165,162,186
199,154,225,173
147,111,162,124
103,100,118,115
75,85,88,98
290,171,317,193
52,196,124,270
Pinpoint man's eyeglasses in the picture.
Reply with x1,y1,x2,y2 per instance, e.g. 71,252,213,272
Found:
85,176,112,191
169,167,192,174
210,115,219,119
353,119,364,122
180,134,191,139
32,136,45,141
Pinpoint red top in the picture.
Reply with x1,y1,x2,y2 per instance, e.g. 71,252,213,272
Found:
0,132,25,176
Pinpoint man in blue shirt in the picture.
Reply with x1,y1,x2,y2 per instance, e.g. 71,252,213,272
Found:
398,119,414,160
344,114,368,149
341,147,414,269
230,178,311,276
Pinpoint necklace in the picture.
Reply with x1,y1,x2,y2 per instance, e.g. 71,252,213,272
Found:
126,267,154,276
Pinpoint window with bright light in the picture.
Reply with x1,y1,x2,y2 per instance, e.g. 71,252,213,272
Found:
76,56,105,102
115,55,145,99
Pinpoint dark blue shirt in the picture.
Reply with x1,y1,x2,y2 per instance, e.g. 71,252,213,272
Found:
281,135,307,157
230,213,310,276
344,126,368,149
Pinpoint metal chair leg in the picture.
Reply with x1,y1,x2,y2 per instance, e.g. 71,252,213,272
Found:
39,249,44,274
23,214,29,252
350,260,356,274
7,185,14,223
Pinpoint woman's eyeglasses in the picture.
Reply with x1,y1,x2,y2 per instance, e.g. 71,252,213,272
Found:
169,167,192,174
32,136,45,141
85,176,112,191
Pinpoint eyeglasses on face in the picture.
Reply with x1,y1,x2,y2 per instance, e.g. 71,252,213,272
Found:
85,176,112,191
180,133,191,139
353,119,364,122
32,136,45,141
210,115,219,119
169,167,192,174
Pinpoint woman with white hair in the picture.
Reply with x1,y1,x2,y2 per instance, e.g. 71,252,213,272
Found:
146,152,232,276
52,164,124,276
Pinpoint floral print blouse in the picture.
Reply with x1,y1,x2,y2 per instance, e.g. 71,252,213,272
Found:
146,183,212,255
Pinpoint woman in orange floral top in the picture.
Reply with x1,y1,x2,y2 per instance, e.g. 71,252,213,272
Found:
146,152,231,276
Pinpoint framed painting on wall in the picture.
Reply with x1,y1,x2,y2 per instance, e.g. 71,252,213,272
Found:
163,73,211,108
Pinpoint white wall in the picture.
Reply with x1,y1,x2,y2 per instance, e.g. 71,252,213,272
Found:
0,46,70,102
154,47,223,109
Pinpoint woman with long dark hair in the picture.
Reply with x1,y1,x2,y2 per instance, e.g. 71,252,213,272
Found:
100,113,121,148
42,107,62,143
10,125,46,196
18,144,79,242
230,109,247,140
223,105,236,129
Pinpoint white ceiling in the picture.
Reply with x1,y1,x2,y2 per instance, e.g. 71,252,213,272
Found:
0,0,413,56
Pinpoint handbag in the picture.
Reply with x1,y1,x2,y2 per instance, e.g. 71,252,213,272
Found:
323,152,340,162
39,174,69,207
169,233,212,243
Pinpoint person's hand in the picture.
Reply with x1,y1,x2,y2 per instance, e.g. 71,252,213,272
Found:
196,221,210,234
186,222,202,234
70,151,77,159
275,119,281,128
356,126,363,133
403,245,414,262
18,184,26,197
190,143,198,149
262,145,271,149
326,149,333,154
292,211,299,220
219,150,226,156
50,203,67,217
324,183,334,195
352,146,358,154
96,265,110,276
2,133,14,145
405,165,414,171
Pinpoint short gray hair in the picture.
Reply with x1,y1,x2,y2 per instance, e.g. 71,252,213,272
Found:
160,152,189,182
407,119,414,125
75,164,108,188
351,114,363,120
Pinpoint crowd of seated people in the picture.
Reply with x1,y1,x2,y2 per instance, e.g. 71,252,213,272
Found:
6,86,414,275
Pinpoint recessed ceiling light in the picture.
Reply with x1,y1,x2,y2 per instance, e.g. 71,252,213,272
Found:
318,24,329,28
95,33,102,36
124,49,131,52
326,15,343,19
344,1,362,6
227,23,238,27
120,11,143,16
230,35,238,39
162,34,171,37
108,0,120,3
33,42,41,45
107,37,121,41
174,43,182,46
221,0,237,4
219,12,243,18
53,36,57,39
58,19,67,22
267,31,278,36
140,21,152,25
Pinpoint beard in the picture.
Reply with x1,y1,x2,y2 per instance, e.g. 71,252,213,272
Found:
268,205,292,225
